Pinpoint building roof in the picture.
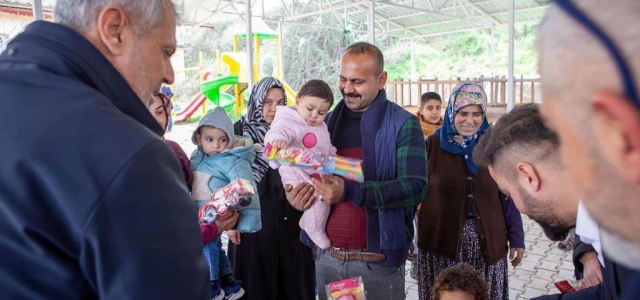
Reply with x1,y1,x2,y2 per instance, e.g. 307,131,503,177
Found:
0,0,549,39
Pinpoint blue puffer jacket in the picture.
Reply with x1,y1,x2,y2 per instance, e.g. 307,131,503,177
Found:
190,136,261,233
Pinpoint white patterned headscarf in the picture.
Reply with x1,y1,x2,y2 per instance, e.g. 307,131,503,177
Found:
240,77,286,182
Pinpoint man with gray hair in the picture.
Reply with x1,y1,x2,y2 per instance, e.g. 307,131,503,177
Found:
535,0,640,297
0,0,209,299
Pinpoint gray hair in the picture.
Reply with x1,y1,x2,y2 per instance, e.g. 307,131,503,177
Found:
536,0,640,138
54,0,182,36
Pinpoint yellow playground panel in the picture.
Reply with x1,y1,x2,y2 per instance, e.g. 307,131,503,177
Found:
217,18,296,114
174,18,297,122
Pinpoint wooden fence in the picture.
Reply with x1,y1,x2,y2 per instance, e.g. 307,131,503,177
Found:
386,76,541,109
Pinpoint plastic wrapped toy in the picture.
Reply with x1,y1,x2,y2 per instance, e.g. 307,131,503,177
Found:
264,143,364,182
198,178,255,223
326,277,366,300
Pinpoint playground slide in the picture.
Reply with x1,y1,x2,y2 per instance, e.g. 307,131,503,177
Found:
174,74,238,123
174,92,207,123
199,74,239,111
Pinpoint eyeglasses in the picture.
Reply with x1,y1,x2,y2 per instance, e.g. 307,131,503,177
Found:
554,0,639,105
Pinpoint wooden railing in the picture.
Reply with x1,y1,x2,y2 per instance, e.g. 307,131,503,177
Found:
385,76,541,109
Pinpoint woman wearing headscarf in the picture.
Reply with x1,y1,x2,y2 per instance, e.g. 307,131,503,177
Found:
416,83,525,300
227,77,316,300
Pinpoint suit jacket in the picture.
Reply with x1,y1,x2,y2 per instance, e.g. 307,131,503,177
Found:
533,253,634,300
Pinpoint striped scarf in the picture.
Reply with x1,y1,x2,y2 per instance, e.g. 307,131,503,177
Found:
240,77,286,182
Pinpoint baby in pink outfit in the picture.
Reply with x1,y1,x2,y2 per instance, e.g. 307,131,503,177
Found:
264,79,336,249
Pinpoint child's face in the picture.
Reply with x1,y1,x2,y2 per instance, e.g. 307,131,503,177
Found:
197,126,229,156
296,96,331,126
439,290,476,300
419,99,442,125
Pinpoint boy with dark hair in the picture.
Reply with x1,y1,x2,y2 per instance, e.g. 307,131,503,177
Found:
432,263,489,300
416,92,443,138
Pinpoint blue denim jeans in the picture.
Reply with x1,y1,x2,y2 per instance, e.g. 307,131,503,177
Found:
315,249,405,300
196,200,232,280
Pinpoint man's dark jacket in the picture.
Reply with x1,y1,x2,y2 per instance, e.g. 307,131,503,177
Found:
0,21,208,299
533,252,633,300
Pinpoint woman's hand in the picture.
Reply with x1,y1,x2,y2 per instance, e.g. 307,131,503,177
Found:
215,211,239,232
509,247,525,267
226,230,241,245
284,183,314,211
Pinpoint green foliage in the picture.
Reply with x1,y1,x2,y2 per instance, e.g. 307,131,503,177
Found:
184,21,233,68
173,12,539,110
384,23,539,80
172,22,236,107
280,23,360,100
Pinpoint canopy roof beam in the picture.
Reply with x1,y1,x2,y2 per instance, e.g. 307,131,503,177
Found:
384,4,547,34
374,0,451,19
459,0,501,25
187,0,242,30
264,18,369,33
354,2,427,36
385,0,506,21
279,0,292,16
285,0,367,21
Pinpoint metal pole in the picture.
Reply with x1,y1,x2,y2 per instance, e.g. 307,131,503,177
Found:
32,0,43,21
507,0,515,112
278,21,284,82
410,38,416,80
246,1,254,92
369,1,376,45
253,34,260,83
490,27,495,77
344,0,348,33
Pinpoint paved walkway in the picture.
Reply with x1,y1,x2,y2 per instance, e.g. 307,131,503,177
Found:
404,215,576,300
168,123,576,300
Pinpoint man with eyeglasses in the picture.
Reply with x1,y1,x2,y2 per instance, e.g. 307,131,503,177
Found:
536,0,640,298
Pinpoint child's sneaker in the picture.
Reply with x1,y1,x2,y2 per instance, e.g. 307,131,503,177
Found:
222,280,245,300
210,284,225,300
